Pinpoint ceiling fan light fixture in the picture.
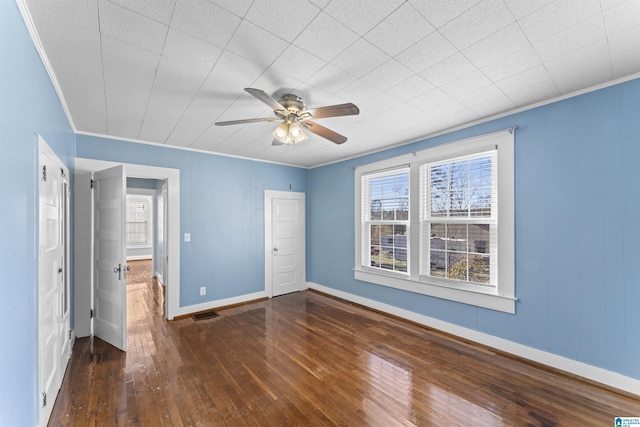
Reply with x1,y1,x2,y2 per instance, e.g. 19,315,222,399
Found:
273,121,307,144
273,122,289,141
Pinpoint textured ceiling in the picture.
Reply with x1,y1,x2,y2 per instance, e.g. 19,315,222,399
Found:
21,0,640,167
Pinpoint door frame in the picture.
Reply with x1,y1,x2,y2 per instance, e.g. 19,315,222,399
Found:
264,190,306,297
75,158,181,321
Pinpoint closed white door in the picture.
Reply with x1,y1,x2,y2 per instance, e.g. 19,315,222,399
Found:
93,165,127,351
39,137,70,426
265,191,305,297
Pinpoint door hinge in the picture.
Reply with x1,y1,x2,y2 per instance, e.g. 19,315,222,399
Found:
90,309,94,318
60,167,65,178
90,179,95,189
68,330,72,340
42,165,47,182
42,392,47,407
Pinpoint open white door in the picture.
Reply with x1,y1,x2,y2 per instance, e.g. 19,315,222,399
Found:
39,137,71,426
93,165,127,351
265,191,306,297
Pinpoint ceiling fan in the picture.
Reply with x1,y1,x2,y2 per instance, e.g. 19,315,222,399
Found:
215,88,359,145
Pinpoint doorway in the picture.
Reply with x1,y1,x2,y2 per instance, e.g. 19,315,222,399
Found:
264,190,306,297
74,158,181,350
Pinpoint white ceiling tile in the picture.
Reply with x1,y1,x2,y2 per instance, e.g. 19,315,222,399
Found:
608,24,640,79
496,65,559,105
331,38,390,78
138,116,178,142
387,75,435,101
225,20,289,68
518,0,601,43
364,3,435,56
293,12,359,62
408,0,482,29
26,0,99,32
162,28,223,71
407,88,453,111
204,51,266,94
172,0,241,47
533,14,606,62
502,0,554,19
361,60,414,91
269,45,328,82
440,0,516,50
420,53,477,87
395,31,458,73
98,0,168,53
107,0,176,24
101,38,161,134
166,114,215,146
337,79,383,105
481,45,542,82
604,0,640,32
206,0,253,17
324,0,405,36
305,64,359,95
458,85,515,115
462,23,529,69
309,0,331,8
440,69,492,98
545,40,612,93
245,0,320,43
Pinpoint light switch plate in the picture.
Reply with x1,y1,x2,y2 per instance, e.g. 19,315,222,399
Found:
184,233,191,242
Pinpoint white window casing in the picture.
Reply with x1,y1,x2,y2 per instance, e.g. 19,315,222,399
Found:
354,130,515,313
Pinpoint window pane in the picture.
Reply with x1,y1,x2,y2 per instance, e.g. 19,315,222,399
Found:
469,224,490,255
369,172,409,222
448,252,467,281
370,223,407,272
429,154,494,218
469,255,490,284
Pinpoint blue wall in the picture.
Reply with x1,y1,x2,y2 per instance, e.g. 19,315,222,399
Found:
0,1,75,425
308,78,640,381
127,177,159,190
77,136,308,306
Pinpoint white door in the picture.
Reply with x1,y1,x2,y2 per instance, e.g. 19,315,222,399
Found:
265,191,305,297
93,165,127,351
39,137,71,426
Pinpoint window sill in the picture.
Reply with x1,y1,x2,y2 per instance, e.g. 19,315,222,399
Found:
354,269,515,314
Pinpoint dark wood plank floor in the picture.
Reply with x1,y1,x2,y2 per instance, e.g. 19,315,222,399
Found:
49,260,640,426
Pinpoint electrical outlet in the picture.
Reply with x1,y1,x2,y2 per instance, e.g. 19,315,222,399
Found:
200,286,206,296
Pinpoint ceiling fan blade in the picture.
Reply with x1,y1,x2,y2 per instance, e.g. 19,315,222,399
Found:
244,88,286,111
304,121,348,144
215,117,279,126
303,103,359,120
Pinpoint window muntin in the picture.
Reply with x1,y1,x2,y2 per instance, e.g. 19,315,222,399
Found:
362,169,409,274
420,151,497,287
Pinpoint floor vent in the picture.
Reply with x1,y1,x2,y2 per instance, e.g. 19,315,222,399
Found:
192,310,218,321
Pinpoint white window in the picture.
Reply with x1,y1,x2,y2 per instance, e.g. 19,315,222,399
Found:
126,196,152,245
361,168,410,273
354,130,515,313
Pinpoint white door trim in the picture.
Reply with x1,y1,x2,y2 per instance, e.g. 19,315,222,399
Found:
75,158,181,320
264,190,306,297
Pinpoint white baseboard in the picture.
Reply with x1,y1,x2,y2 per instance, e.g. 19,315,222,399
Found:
307,282,640,397
173,291,267,318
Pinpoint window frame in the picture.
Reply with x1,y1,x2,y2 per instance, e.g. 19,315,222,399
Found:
354,130,515,313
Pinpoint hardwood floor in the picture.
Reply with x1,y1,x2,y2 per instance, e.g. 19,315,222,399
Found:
49,260,640,426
